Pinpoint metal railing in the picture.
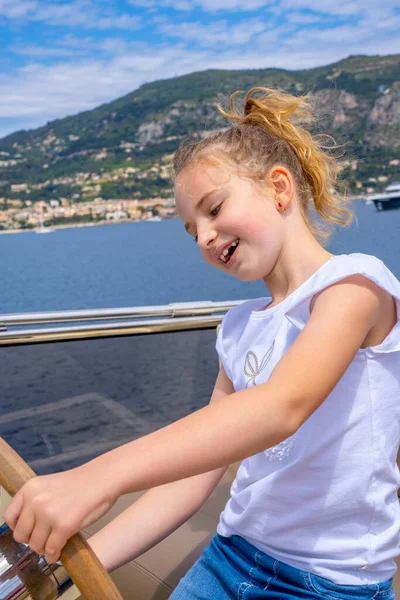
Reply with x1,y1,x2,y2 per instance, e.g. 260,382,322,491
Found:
0,300,248,345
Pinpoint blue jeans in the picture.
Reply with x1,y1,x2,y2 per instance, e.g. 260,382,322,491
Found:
170,534,395,599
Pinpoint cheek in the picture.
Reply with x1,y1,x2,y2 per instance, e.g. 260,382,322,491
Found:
244,223,263,237
254,215,283,244
240,220,271,241
234,208,270,238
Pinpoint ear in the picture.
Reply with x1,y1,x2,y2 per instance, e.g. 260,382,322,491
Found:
267,166,295,210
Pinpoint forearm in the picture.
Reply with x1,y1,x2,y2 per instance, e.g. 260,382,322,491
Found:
88,382,295,498
87,472,223,572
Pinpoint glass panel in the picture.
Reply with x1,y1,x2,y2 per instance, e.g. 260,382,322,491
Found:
0,329,219,475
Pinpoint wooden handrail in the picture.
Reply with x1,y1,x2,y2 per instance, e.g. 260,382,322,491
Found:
0,437,123,600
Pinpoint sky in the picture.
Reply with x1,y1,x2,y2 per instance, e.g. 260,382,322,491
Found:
0,0,399,139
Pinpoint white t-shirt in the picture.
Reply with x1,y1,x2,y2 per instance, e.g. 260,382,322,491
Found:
216,253,400,585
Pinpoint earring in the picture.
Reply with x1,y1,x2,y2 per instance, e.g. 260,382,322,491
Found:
277,201,286,212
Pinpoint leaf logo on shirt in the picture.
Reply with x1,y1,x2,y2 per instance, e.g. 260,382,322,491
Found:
244,342,275,387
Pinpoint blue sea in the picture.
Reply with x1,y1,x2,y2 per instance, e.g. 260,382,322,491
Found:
1,201,399,475
1,202,399,315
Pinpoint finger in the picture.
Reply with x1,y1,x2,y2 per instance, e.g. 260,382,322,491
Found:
12,508,35,545
3,491,24,530
27,521,52,556
44,529,68,564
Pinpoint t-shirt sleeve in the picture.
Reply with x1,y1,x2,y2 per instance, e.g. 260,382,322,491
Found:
216,313,233,382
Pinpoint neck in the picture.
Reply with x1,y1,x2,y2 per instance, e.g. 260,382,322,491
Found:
263,228,334,307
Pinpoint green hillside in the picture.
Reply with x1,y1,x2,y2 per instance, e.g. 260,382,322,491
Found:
1,53,399,215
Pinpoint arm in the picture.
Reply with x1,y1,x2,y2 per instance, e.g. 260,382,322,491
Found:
86,469,226,572
4,275,383,563
97,275,381,493
87,366,234,572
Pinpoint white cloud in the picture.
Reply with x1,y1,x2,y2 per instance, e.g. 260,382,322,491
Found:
160,18,268,45
127,0,158,6
1,24,399,138
281,0,399,18
10,35,166,61
0,0,38,19
129,0,400,14
0,0,142,29
12,44,87,58
1,1,400,138
286,12,333,25
180,0,273,10
128,0,274,11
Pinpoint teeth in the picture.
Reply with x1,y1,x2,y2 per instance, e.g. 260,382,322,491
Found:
219,240,239,262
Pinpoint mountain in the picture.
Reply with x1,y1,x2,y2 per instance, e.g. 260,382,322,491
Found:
1,53,399,207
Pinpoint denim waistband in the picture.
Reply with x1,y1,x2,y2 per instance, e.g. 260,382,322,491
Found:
216,534,394,599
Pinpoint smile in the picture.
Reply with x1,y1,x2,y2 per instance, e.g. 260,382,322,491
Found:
220,240,239,263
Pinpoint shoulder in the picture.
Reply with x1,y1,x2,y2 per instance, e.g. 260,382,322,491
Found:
285,253,399,333
314,253,399,307
311,273,382,324
328,252,386,279
334,253,400,289
310,253,391,321
311,257,398,349
304,253,398,309
340,252,386,271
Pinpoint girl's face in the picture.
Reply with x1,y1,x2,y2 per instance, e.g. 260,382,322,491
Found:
175,162,286,282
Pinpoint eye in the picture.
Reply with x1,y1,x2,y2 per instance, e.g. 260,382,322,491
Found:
210,203,222,217
193,235,198,243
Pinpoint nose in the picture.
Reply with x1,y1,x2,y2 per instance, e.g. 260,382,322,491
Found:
197,222,217,252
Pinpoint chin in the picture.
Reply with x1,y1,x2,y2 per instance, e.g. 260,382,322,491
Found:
234,272,260,282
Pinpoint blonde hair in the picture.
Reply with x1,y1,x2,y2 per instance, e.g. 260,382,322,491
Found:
173,87,353,242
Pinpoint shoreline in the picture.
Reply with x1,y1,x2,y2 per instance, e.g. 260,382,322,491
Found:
0,196,367,235
0,216,176,235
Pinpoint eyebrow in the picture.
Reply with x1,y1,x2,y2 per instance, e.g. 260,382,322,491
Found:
184,188,220,233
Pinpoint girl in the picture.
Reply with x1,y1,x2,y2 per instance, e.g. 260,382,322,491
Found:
4,87,400,599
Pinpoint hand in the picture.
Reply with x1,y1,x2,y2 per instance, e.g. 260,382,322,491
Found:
3,464,115,564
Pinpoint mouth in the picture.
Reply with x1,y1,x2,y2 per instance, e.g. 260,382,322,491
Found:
219,239,239,264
